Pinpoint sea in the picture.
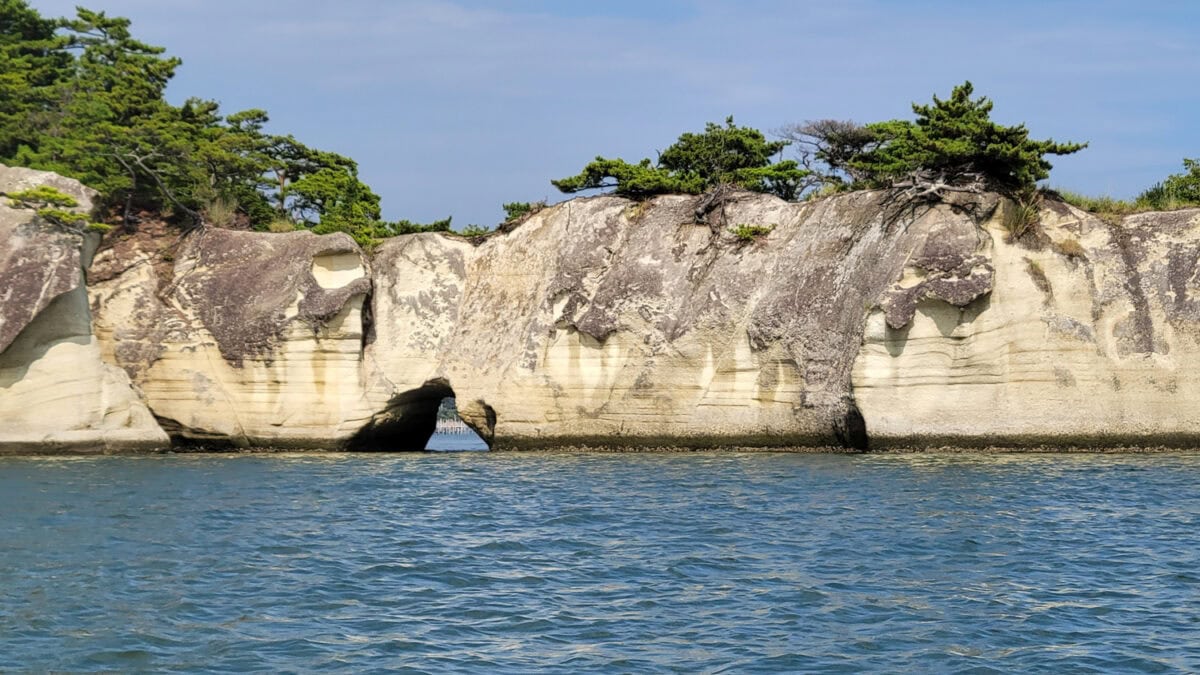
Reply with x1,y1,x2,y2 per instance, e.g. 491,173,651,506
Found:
2,438,1199,672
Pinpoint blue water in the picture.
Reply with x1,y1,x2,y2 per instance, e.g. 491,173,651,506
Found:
2,450,1200,673
425,430,489,452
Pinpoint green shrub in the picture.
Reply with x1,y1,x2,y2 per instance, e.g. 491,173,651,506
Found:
730,223,774,242
460,224,492,237
387,217,452,236
5,186,101,231
501,201,546,222
6,186,78,209
553,117,810,200
1137,159,1200,210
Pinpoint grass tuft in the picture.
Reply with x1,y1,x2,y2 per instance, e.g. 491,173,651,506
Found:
730,223,775,242
1003,191,1042,239
1053,237,1086,260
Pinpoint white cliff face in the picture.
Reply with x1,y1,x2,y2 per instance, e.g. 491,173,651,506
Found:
853,204,1200,447
366,233,474,395
0,165,167,453
420,193,931,448
14,156,1200,453
89,228,378,447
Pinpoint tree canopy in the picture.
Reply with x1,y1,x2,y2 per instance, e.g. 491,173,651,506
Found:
555,84,1086,204
553,117,810,200
785,82,1086,195
853,82,1086,191
0,1,444,246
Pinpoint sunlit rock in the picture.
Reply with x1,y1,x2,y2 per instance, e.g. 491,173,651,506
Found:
0,165,167,453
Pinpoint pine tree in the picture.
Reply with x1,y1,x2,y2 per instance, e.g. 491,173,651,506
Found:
850,81,1086,192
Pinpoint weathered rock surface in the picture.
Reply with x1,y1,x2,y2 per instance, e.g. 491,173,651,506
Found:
371,191,1200,450
853,202,1200,447
354,233,475,448
90,227,378,447
420,193,993,448
303,193,959,448
10,159,1200,452
0,165,167,453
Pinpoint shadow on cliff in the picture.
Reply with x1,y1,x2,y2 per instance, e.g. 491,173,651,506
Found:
348,378,491,451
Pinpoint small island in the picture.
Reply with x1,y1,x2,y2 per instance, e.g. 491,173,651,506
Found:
2,3,1200,453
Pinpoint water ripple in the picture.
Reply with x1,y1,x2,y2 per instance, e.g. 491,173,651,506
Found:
1,452,1200,672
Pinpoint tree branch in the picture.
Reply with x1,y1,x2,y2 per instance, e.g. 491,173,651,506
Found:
111,151,205,230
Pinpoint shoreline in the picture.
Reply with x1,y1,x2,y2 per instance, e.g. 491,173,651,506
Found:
4,444,1200,457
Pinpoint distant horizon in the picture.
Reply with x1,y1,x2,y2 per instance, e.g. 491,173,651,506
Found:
27,0,1200,228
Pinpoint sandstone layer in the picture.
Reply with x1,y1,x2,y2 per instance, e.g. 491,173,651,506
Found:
425,193,949,448
89,226,379,448
372,192,1200,450
7,160,1200,452
853,201,1200,447
0,165,167,453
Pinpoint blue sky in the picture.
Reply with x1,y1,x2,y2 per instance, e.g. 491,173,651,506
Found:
28,0,1200,227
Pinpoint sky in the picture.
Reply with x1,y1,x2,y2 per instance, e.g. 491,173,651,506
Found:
27,0,1200,227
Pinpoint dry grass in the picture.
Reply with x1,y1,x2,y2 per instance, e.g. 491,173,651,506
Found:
203,196,238,228
1024,257,1053,300
1053,238,1087,260
1003,193,1042,239
624,201,649,222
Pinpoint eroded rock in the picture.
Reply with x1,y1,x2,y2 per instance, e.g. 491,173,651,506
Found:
13,156,1200,452
0,164,167,453
428,191,941,448
852,201,1200,447
91,227,378,447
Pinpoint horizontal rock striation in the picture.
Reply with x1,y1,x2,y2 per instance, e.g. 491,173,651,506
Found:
853,202,1200,447
432,193,941,448
90,227,379,448
7,161,1200,452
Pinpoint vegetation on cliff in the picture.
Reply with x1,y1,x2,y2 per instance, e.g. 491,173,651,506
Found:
1138,159,1200,209
555,82,1092,208
0,1,446,246
6,185,106,232
796,82,1085,195
1050,159,1200,222
2,0,1195,245
553,117,810,200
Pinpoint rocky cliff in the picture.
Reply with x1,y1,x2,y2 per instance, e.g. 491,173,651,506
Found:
4,163,1200,452
853,200,1200,447
0,166,167,453
89,225,379,448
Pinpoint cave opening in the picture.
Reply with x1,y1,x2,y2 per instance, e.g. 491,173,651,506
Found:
348,379,487,451
426,397,489,451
